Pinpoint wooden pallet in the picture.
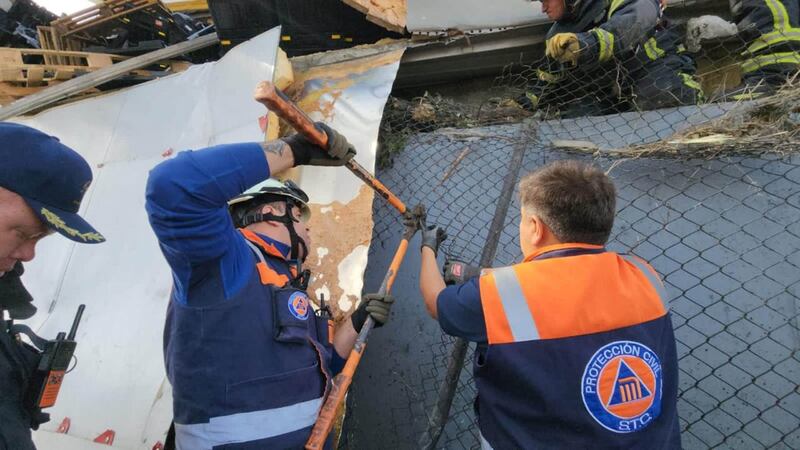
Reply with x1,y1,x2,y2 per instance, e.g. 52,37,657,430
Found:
0,81,103,107
0,48,126,86
51,0,163,38
0,47,189,92
37,26,83,67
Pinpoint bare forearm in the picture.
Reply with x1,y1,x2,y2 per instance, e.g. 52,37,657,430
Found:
333,318,358,357
420,247,445,319
261,140,294,176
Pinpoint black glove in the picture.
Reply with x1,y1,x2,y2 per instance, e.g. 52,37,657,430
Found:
282,122,356,167
420,225,447,256
351,293,394,332
443,259,482,285
402,204,425,240
418,208,447,256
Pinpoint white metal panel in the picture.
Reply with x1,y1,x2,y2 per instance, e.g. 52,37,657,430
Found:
407,0,549,31
22,27,282,449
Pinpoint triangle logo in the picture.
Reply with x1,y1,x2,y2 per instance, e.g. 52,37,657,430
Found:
607,359,652,407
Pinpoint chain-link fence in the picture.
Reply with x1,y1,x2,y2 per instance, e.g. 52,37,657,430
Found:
341,12,799,450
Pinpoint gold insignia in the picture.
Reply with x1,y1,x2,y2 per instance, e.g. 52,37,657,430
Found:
40,207,104,243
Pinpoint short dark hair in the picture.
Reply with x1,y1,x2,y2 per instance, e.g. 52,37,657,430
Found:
519,160,616,245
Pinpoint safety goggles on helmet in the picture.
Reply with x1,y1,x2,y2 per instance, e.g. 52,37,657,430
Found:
228,178,311,223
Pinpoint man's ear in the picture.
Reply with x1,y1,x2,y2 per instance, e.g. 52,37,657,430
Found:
259,204,281,227
530,214,547,246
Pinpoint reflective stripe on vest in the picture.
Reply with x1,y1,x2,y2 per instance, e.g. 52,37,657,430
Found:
492,266,540,342
480,251,668,345
174,396,323,450
620,254,670,310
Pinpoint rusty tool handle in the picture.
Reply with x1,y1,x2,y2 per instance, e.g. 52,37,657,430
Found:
305,237,410,449
254,81,406,214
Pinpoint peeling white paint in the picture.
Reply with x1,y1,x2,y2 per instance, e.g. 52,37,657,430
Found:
337,244,369,312
317,247,329,266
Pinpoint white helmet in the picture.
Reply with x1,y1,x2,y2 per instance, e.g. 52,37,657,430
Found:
228,178,310,223
228,178,311,262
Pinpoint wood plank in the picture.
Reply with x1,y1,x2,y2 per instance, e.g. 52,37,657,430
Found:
61,1,160,37
0,32,219,120
25,68,45,87
0,68,21,82
0,48,24,66
0,47,128,61
163,0,209,12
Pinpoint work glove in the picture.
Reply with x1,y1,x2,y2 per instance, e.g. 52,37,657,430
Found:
420,225,447,256
443,259,483,285
282,122,356,167
546,33,581,66
351,293,395,332
418,209,447,256
402,204,425,239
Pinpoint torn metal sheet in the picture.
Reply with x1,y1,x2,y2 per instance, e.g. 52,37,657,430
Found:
407,0,548,32
12,27,282,450
287,47,406,319
11,27,403,450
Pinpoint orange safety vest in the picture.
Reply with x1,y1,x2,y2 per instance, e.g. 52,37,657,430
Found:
479,243,668,344
474,244,680,449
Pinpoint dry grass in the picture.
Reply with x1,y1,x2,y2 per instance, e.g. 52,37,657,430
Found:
602,78,800,159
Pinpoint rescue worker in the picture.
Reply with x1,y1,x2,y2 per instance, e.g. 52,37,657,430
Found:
721,0,800,99
523,0,702,117
145,82,394,449
0,122,105,450
417,160,681,449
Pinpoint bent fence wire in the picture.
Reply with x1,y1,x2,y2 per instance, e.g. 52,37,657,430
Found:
341,21,799,450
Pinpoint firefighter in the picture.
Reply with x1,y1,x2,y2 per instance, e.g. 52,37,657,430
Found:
145,85,394,449
722,0,800,99
0,122,105,450
523,0,702,117
417,160,681,449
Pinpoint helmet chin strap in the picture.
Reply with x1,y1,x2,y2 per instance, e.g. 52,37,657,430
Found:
241,200,309,263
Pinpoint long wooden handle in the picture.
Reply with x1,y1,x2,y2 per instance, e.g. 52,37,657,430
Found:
254,81,407,214
305,238,410,449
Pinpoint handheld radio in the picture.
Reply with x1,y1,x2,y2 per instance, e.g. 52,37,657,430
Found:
29,304,85,408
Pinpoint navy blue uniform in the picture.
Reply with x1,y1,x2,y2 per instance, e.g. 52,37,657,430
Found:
439,244,681,449
146,143,338,449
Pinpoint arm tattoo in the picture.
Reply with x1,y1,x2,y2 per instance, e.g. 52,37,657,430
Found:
261,140,287,157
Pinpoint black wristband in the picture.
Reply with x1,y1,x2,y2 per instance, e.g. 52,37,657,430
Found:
351,302,369,333
281,134,311,166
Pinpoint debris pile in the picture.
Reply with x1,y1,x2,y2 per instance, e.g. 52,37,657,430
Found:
616,80,800,157
0,0,214,108
378,92,532,167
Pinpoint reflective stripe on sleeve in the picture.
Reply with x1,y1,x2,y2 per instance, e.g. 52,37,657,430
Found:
741,51,800,73
592,28,615,63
